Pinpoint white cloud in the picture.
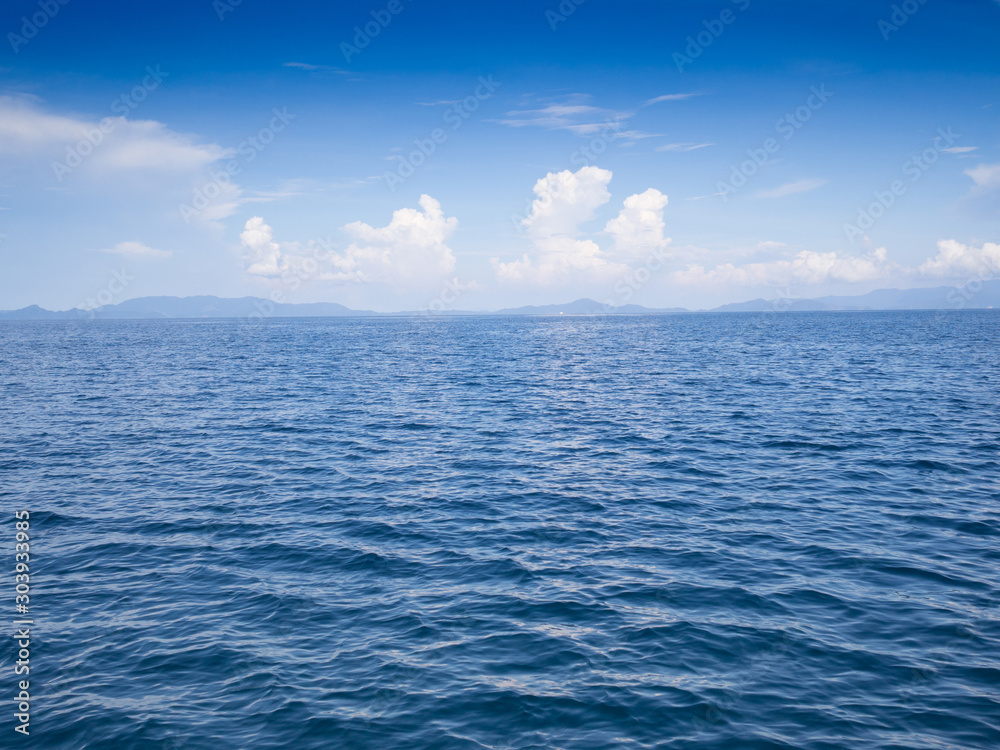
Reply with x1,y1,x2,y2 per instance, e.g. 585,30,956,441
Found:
645,93,701,106
496,91,695,143
673,247,894,287
918,239,1000,279
282,62,347,73
961,162,1000,219
243,195,459,285
241,217,283,276
492,237,612,286
612,130,667,142
754,178,829,200
671,239,1000,290
521,166,613,237
340,194,458,283
496,90,704,151
0,96,246,229
655,142,714,152
497,96,627,137
493,167,625,285
0,96,230,173
199,182,249,226
94,120,231,172
98,241,172,259
604,188,670,262
965,162,1000,192
943,146,978,155
0,96,93,147
493,169,674,286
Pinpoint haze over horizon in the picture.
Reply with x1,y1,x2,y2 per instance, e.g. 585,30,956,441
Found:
1,0,998,313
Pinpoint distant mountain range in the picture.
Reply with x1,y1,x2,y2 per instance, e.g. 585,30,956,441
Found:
0,296,374,320
2,281,998,320
0,295,684,320
713,281,1000,312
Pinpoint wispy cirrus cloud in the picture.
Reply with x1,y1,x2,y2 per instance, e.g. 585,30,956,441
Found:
496,94,629,136
98,241,172,259
495,91,699,144
0,95,230,172
282,62,348,73
655,142,714,152
644,92,702,106
754,178,829,200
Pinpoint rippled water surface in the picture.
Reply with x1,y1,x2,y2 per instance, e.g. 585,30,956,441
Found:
2,312,999,749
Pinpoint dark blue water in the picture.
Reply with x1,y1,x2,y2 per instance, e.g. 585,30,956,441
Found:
2,312,998,749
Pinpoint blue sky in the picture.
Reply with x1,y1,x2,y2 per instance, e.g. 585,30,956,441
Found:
1,0,998,311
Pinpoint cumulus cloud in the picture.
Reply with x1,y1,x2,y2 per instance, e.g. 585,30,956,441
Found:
493,167,625,285
242,195,458,285
604,188,670,262
98,241,172,259
340,194,458,282
521,166,613,237
673,247,894,287
240,217,283,276
918,239,1000,279
492,237,610,285
493,169,675,286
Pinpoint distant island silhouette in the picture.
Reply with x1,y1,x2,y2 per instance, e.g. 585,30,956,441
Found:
2,281,998,320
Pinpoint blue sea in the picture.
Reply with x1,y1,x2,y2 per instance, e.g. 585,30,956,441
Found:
2,312,999,749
